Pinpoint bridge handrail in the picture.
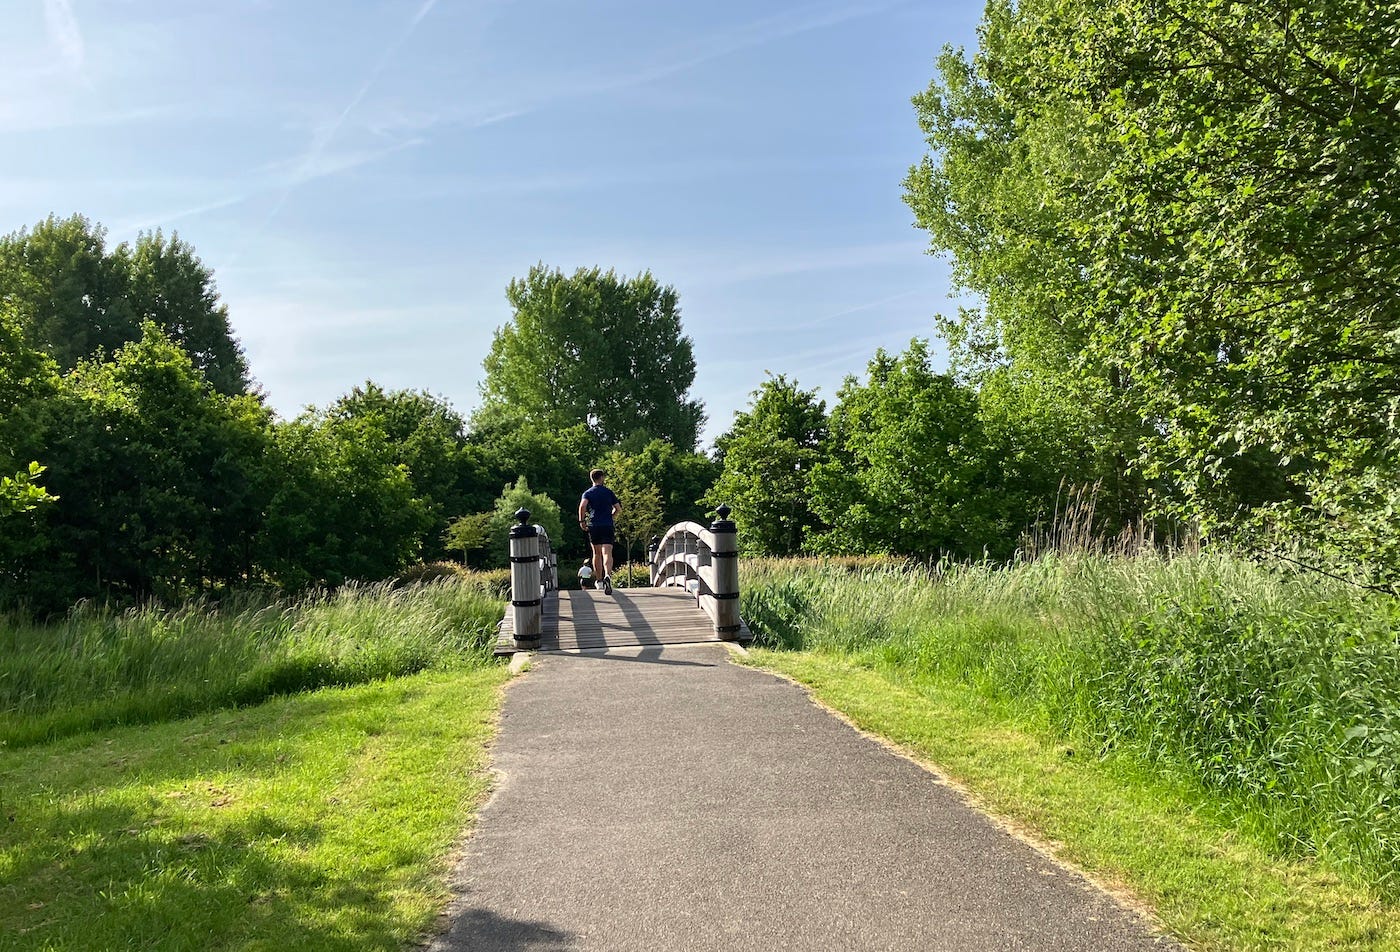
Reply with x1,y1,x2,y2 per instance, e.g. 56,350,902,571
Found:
535,524,558,593
647,504,742,639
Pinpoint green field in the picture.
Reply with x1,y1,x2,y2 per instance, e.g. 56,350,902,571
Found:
0,579,509,951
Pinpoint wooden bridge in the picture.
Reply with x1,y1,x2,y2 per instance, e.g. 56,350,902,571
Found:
496,505,751,654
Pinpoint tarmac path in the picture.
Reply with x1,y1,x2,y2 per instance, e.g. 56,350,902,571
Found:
428,644,1179,951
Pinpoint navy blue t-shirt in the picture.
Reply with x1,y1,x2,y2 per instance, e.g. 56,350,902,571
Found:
581,485,620,528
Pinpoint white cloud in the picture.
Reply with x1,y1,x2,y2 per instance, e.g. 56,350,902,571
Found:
43,0,84,72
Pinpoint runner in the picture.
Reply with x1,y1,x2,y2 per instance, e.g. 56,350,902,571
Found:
578,469,621,594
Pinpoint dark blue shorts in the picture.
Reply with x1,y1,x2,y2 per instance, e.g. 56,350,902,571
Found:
587,525,615,546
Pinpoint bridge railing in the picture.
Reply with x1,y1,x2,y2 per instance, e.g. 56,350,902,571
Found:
507,508,557,650
647,504,742,640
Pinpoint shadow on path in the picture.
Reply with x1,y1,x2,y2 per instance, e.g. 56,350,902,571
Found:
428,907,574,951
543,646,716,668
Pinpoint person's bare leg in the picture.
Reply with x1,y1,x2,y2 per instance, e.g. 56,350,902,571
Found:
601,544,614,580
592,545,606,586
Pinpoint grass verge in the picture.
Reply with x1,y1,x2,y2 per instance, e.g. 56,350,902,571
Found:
0,577,504,748
744,650,1399,952
741,555,1400,890
0,665,509,951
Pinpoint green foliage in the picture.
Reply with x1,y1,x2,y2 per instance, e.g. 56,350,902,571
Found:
905,0,1400,579
442,512,493,565
0,215,250,394
0,461,55,515
479,264,706,451
462,416,593,554
0,579,504,748
614,482,664,550
0,299,59,452
483,477,564,569
259,408,429,591
602,437,718,527
329,382,469,561
609,561,653,588
116,229,250,395
808,340,1005,558
706,374,827,556
5,324,271,611
600,454,666,564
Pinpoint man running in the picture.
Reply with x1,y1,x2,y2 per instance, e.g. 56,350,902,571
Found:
579,469,621,594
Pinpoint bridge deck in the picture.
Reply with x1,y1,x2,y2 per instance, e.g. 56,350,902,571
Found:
496,587,748,653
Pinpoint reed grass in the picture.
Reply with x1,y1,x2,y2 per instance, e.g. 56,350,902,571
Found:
0,577,505,748
741,552,1400,895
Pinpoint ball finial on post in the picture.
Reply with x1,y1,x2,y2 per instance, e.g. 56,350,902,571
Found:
707,504,740,638
515,508,531,526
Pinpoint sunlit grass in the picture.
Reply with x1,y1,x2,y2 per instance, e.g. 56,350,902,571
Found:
0,666,508,951
0,577,505,747
741,554,1400,895
746,650,1399,952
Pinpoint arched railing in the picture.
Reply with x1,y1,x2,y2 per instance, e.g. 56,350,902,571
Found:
507,508,557,649
647,504,742,639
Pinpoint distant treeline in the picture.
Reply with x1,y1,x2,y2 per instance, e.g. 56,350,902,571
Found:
6,0,1400,616
0,224,717,614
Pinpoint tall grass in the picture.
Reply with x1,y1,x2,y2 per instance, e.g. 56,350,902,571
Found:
0,577,505,748
742,553,1400,894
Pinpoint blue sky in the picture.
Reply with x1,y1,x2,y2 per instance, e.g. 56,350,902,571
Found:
3,0,983,447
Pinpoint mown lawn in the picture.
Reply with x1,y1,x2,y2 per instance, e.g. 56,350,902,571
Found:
0,666,509,951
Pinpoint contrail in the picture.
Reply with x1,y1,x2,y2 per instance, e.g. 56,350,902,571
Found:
243,0,442,255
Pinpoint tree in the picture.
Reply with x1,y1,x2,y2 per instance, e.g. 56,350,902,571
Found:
483,477,565,569
442,512,493,566
705,375,828,556
0,216,251,394
118,230,251,395
329,382,469,560
259,409,430,590
462,416,594,556
808,341,1003,559
598,450,668,578
593,437,718,528
5,324,271,610
904,0,1400,578
0,215,132,373
478,265,706,451
0,302,58,522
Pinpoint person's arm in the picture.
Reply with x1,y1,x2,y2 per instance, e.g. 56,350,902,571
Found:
611,488,622,518
578,497,589,529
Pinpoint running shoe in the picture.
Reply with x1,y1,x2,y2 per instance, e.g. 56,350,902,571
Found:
602,575,613,595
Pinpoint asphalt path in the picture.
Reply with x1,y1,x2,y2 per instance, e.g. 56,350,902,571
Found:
428,644,1179,951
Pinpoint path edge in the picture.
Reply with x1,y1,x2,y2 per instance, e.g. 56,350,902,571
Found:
723,650,1178,943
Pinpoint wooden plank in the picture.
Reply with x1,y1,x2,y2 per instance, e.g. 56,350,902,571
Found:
495,587,749,654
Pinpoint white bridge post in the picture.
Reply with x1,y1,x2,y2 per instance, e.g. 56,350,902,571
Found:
508,508,542,649
709,504,741,638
